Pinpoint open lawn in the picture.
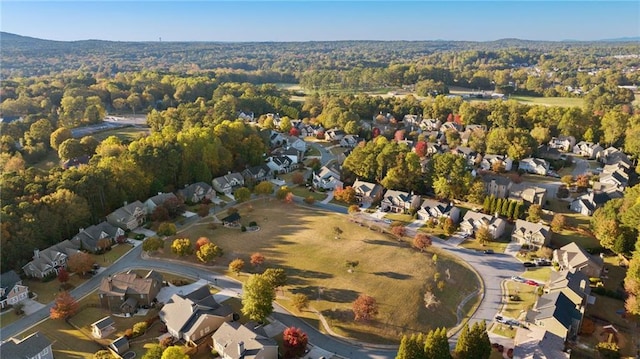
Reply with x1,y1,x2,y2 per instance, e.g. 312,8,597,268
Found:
25,274,87,304
289,186,327,201
329,146,345,155
20,317,103,359
491,323,517,339
0,310,22,328
545,199,600,250
152,201,481,344
384,212,415,225
601,255,628,292
521,267,553,282
502,282,539,320
460,237,510,254
91,242,134,267
509,96,584,108
306,147,321,157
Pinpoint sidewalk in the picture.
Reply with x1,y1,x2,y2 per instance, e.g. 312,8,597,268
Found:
320,190,334,204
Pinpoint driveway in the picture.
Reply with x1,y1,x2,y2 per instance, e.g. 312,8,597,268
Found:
21,299,45,315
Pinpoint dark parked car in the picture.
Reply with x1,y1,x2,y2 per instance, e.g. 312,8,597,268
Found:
483,249,495,254
523,262,536,267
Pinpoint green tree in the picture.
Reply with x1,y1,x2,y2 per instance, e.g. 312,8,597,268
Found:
161,346,189,359
58,138,86,161
141,344,163,359
197,242,222,263
600,111,629,146
242,273,276,322
50,127,73,150
475,226,494,245
455,321,491,359
527,204,542,223
157,222,177,236
229,258,245,275
424,327,452,359
24,119,53,147
171,238,192,256
507,200,517,220
142,237,164,252
466,180,486,205
234,187,251,203
292,293,309,312
396,334,425,359
254,181,274,198
263,268,287,289
93,350,114,359
551,214,566,232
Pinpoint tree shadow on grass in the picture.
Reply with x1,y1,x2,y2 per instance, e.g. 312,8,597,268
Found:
291,286,360,303
371,271,413,280
363,239,407,249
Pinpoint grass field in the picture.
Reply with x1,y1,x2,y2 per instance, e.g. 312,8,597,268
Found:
384,212,415,225
459,237,511,253
91,126,150,142
545,199,600,250
153,201,481,343
502,282,539,320
91,242,134,266
289,186,327,201
521,267,553,282
25,274,88,304
509,96,584,108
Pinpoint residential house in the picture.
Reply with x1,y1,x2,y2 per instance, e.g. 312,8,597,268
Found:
0,270,29,309
71,221,125,253
106,201,146,231
508,185,546,206
417,142,444,158
460,212,507,238
380,190,421,213
518,158,550,175
265,156,293,174
451,146,481,166
465,124,487,132
62,155,91,169
144,192,178,214
513,326,569,359
352,179,383,204
212,173,245,194
482,175,512,199
402,114,422,127
536,145,563,161
178,182,215,204
570,191,611,216
548,136,576,152
0,332,53,359
242,165,272,185
110,336,130,355
480,155,513,172
573,141,603,159
98,270,163,314
419,118,442,132
340,135,362,148
512,220,551,249
286,136,307,154
324,128,345,142
212,321,278,359
221,212,241,226
598,163,630,191
160,285,233,345
598,146,629,165
417,199,460,223
268,130,286,148
0,115,25,124
459,125,486,146
91,316,116,339
265,113,281,128
313,165,342,190
546,270,594,307
280,147,301,164
238,111,255,122
22,240,81,279
553,242,604,278
297,123,324,138
526,291,582,340
439,122,463,134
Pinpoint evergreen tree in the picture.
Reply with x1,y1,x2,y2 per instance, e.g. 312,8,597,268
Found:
507,200,517,220
454,323,470,358
489,196,498,214
500,199,510,217
482,196,491,213
396,334,424,359
515,201,524,219
456,322,491,359
424,327,452,359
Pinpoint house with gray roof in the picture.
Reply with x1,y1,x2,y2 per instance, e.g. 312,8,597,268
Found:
508,184,546,206
482,175,512,199
106,201,146,231
460,212,507,238
110,336,130,355
160,284,233,345
1,270,29,309
71,221,125,253
511,219,551,249
570,191,612,216
91,316,116,339
177,182,215,204
0,332,53,359
381,190,421,213
546,270,594,307
526,291,582,341
513,326,569,359
548,136,576,152
212,173,245,194
417,199,460,223
573,141,603,159
266,156,293,174
22,240,81,279
144,192,179,214
313,165,342,190
553,242,603,278
519,158,550,175
352,179,383,204
480,154,513,172
242,165,272,185
212,321,278,359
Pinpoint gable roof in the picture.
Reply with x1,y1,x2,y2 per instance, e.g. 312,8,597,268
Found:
513,219,550,238
147,192,178,206
108,200,145,220
548,270,591,299
1,270,21,293
382,189,415,205
532,291,582,329
352,179,382,198
212,321,277,359
0,332,52,358
242,165,271,177
556,242,603,269
92,316,115,330
99,270,162,298
420,199,454,217
221,212,241,223
160,285,232,335
23,239,81,274
178,182,213,199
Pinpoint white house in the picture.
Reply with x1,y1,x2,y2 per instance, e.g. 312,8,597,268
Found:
480,154,513,172
352,179,383,204
573,141,603,159
519,158,550,175
266,156,293,174
381,190,421,213
459,212,507,238
313,165,343,190
340,135,362,148
417,199,460,223
548,136,576,152
212,173,245,194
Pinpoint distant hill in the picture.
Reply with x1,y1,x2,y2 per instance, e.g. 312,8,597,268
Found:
599,36,640,42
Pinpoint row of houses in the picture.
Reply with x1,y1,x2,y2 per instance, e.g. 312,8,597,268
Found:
92,270,278,358
514,242,603,358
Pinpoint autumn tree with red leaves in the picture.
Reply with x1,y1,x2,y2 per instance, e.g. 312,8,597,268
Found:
195,237,210,251
67,252,94,275
352,294,378,321
283,327,308,358
57,268,69,286
50,291,79,319
413,233,432,252
250,252,265,268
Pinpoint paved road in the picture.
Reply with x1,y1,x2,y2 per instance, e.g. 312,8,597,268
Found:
308,142,335,166
572,156,592,177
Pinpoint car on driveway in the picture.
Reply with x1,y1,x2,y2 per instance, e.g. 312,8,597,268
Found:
483,249,494,254
383,219,392,224
523,262,536,267
535,258,551,266
495,315,508,324
525,279,539,287
511,276,525,283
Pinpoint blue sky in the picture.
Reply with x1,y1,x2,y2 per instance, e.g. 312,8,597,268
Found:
1,1,638,42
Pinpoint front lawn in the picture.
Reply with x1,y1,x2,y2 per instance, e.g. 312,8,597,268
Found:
521,267,553,282
91,243,134,266
491,323,517,339
306,147,321,157
601,255,628,292
0,310,22,328
384,213,415,225
151,201,481,344
459,237,510,253
289,186,327,201
502,282,539,320
25,274,87,304
20,317,103,359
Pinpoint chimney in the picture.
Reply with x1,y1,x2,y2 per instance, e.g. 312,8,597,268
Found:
123,201,128,206
33,249,40,259
79,228,84,233
238,341,245,354
158,192,162,195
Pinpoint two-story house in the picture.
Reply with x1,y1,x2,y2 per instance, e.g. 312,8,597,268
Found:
71,221,125,253
242,165,272,185
144,192,179,215
266,156,293,174
212,173,245,195
381,190,421,213
509,185,546,206
0,332,53,359
313,165,342,190
573,141,603,159
98,270,163,314
482,175,513,199
460,212,507,238
480,154,513,172
417,199,460,223
352,179,383,204
518,158,550,176
177,182,216,204
553,242,603,278
548,136,576,152
106,201,146,231
0,270,29,309
511,219,551,249
212,322,278,359
22,240,81,279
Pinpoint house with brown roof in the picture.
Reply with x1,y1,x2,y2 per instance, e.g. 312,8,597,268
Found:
552,242,603,278
106,201,146,231
160,285,233,345
212,321,278,359
352,179,383,204
22,240,81,279
98,270,163,314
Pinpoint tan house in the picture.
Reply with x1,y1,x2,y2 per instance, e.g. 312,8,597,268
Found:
546,270,594,307
160,285,233,345
460,212,507,238
526,291,582,340
106,201,146,230
553,242,603,278
513,326,569,359
509,185,546,206
511,220,551,249
178,182,216,204
212,321,278,359
98,270,163,314
482,175,512,199
381,190,421,213
0,270,29,309
352,179,383,204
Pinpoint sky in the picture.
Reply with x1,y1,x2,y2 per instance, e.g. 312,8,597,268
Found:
1,1,639,42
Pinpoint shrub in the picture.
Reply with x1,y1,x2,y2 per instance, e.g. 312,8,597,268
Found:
132,321,148,337
304,196,315,204
124,328,133,338
241,225,247,232
249,221,257,227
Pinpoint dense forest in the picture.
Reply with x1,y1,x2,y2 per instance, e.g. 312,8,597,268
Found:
1,33,639,312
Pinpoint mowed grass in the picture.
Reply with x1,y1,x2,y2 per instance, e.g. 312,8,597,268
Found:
521,267,553,282
91,242,134,266
459,237,510,253
20,318,102,359
25,274,87,304
545,199,601,250
155,201,480,343
91,126,150,142
502,282,539,320
509,96,584,108
289,186,327,201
